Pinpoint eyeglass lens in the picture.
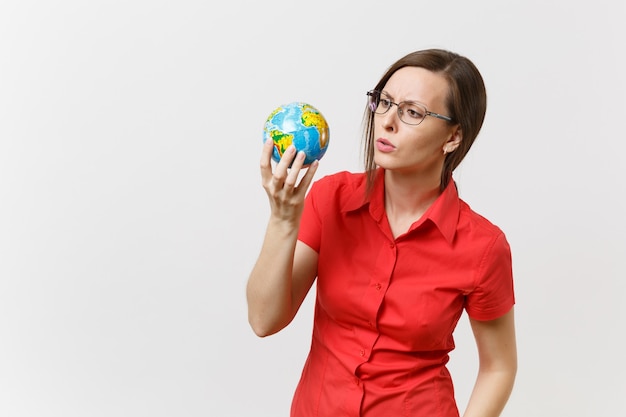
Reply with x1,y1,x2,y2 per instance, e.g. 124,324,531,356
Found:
368,91,427,125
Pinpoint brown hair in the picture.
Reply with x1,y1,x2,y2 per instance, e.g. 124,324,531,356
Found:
362,49,487,192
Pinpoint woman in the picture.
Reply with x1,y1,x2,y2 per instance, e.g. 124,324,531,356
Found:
247,48,517,417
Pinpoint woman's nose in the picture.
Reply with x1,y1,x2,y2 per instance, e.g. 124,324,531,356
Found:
381,106,399,130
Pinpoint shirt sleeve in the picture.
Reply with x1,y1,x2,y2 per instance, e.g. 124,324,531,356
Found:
464,231,515,321
297,180,324,252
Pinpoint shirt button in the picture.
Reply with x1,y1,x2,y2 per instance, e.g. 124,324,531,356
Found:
359,349,365,357
375,283,382,290
389,243,395,249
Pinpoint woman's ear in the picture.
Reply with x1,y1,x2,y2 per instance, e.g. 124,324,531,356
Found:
443,126,462,154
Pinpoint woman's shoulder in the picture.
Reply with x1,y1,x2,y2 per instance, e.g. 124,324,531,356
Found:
312,170,366,193
458,198,507,241
308,170,367,209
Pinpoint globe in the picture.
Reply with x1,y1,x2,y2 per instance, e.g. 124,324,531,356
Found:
263,102,330,166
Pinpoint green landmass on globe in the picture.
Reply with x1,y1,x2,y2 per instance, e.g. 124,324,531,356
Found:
263,102,330,166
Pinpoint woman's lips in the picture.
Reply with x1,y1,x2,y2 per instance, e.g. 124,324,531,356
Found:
376,138,396,153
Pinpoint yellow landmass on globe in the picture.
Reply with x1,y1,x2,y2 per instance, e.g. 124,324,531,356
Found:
301,105,329,148
269,130,294,157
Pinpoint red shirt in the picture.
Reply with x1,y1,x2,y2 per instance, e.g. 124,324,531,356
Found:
293,169,515,417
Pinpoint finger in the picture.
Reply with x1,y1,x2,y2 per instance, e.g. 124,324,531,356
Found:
284,150,307,189
273,145,297,183
295,159,319,196
260,139,278,181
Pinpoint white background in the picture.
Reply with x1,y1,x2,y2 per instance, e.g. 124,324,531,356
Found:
1,1,625,416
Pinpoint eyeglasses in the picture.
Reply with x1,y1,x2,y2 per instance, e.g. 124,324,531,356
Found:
366,90,453,125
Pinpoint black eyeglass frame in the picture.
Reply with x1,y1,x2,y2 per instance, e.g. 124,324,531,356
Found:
366,90,453,125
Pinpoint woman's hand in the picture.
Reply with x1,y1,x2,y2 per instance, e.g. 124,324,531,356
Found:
260,139,319,224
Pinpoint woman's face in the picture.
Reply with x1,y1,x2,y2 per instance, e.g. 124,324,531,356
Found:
373,66,461,181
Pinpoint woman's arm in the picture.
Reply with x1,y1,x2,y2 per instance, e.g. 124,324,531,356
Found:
463,307,517,417
246,140,319,337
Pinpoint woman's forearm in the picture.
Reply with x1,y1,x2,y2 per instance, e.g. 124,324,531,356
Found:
246,217,300,337
462,360,517,417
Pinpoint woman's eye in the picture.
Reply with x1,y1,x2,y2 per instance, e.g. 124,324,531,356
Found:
380,99,392,108
406,107,424,119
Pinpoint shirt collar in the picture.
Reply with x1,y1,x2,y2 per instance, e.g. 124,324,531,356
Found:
341,168,383,214
341,168,460,244
426,177,460,244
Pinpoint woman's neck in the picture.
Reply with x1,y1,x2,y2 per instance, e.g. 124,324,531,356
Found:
383,170,442,238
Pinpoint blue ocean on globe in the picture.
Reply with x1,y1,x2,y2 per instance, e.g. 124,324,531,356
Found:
263,102,330,166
